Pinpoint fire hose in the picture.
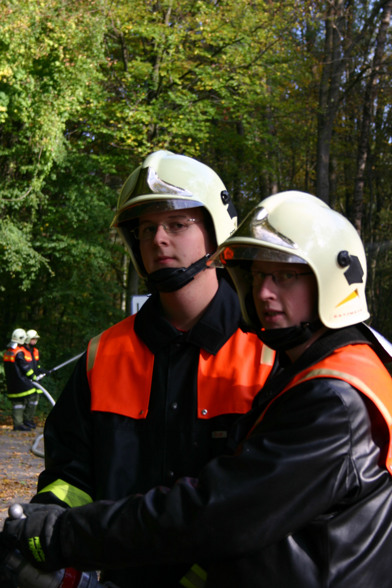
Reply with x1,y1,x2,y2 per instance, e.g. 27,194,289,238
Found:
30,352,84,458
30,379,55,459
49,353,84,375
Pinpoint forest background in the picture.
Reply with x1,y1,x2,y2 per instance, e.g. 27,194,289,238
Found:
1,0,392,399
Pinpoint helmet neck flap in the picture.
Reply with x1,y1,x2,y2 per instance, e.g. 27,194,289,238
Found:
146,254,211,293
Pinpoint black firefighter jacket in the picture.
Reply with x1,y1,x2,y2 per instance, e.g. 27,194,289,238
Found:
32,278,274,587
3,344,37,398
48,326,392,588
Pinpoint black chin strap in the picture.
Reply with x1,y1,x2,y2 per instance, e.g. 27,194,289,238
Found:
146,255,211,293
257,319,324,351
243,291,323,351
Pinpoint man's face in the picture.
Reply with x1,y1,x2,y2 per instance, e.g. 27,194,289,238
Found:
138,207,215,274
251,260,318,329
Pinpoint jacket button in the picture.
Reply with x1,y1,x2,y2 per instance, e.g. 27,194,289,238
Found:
171,402,178,410
201,409,208,415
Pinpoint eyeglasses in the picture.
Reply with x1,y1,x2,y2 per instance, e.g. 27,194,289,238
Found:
251,270,313,287
131,218,202,241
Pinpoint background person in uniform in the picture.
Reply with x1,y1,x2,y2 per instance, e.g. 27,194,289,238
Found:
22,329,49,429
3,191,392,588
24,330,47,377
20,151,274,588
3,328,38,431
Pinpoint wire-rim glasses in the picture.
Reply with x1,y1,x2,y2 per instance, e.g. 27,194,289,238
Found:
131,218,202,241
251,269,313,287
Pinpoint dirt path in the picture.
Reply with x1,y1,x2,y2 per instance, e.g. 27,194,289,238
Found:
0,424,45,528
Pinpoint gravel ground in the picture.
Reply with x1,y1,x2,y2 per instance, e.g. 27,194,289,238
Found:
0,424,44,528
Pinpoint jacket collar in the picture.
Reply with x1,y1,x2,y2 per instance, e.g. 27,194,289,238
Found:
134,277,242,355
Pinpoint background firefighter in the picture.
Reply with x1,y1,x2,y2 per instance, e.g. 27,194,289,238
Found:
3,328,41,432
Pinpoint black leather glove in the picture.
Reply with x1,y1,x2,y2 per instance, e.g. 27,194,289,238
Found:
2,503,66,572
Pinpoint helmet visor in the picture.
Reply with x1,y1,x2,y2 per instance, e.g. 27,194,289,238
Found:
114,198,204,226
213,243,307,267
113,165,205,227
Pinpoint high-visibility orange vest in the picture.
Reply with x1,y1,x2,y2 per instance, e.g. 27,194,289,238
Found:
24,348,33,362
249,344,392,474
87,315,275,420
3,345,37,397
4,345,34,373
3,345,25,363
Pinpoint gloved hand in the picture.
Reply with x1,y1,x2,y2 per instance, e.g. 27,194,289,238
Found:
2,503,66,572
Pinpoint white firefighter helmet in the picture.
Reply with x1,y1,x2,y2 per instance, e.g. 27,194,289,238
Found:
210,190,369,330
25,329,40,344
111,150,238,278
11,328,27,345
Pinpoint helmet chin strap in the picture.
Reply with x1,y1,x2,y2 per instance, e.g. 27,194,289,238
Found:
257,319,323,351
146,254,211,293
243,292,323,352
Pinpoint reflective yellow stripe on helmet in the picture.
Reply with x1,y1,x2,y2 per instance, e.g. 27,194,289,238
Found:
38,479,93,508
180,564,207,588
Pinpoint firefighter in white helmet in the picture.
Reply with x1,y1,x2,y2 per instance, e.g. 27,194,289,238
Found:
5,191,392,588
3,328,38,431
21,329,50,429
218,189,370,345
25,151,274,588
112,149,239,292
25,329,48,380
10,328,27,345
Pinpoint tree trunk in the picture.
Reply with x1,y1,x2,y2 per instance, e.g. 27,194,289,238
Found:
315,0,346,203
352,0,392,234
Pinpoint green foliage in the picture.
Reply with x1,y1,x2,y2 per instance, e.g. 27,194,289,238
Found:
0,0,120,361
1,0,392,364
0,217,51,289
0,0,105,180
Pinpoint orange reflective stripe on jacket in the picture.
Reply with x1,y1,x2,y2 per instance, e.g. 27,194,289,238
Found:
87,315,275,420
249,344,392,474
